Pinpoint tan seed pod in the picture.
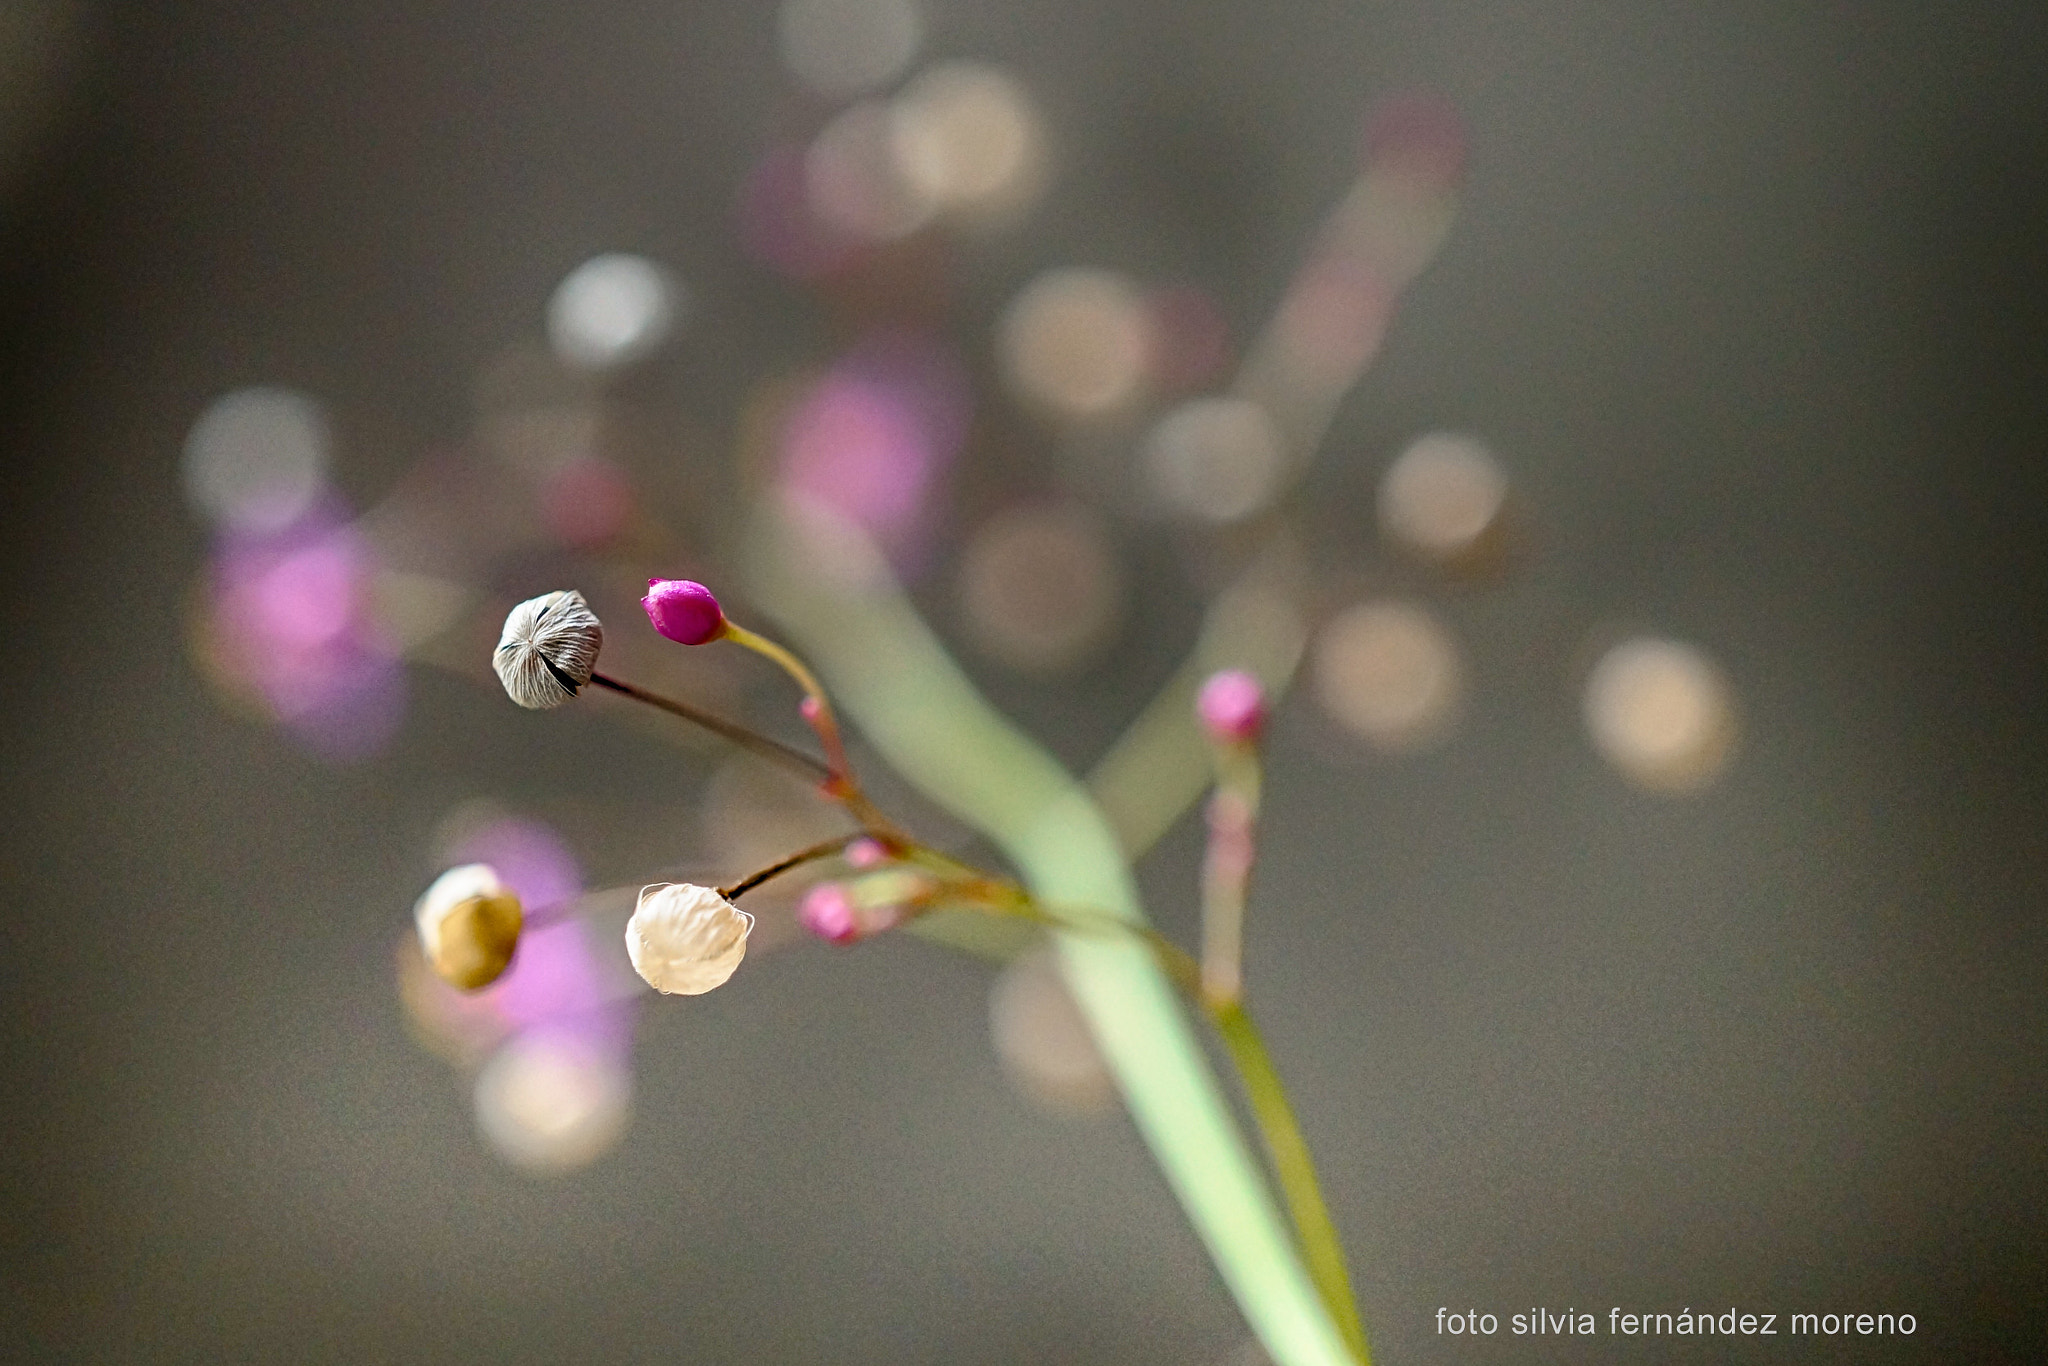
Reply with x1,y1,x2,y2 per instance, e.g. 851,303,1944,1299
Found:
493,590,603,709
413,863,524,991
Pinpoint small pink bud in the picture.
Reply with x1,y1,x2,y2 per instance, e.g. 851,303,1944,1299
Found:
845,837,889,870
641,578,726,646
799,883,859,944
1196,669,1266,743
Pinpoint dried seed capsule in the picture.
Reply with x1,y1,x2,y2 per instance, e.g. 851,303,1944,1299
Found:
626,883,753,995
493,590,603,709
413,863,524,991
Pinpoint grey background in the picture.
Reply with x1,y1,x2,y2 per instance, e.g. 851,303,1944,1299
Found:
2,0,2043,1361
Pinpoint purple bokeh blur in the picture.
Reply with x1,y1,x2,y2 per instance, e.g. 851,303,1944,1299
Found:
446,816,634,1056
207,500,406,762
777,328,971,574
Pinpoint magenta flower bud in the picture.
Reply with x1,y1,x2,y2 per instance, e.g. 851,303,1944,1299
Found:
641,578,726,646
799,883,859,944
1196,669,1267,744
844,837,889,870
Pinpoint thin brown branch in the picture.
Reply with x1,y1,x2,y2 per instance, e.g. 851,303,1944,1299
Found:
587,671,832,784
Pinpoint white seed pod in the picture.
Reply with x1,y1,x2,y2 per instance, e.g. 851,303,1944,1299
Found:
626,883,754,995
493,590,603,709
413,862,524,991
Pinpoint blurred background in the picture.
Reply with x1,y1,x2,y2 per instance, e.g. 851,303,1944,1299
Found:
2,0,2044,1361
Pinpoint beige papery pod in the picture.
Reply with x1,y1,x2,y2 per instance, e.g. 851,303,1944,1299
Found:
626,883,754,995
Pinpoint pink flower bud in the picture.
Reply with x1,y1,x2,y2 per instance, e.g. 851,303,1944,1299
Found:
641,578,726,646
1196,669,1266,743
799,882,859,944
844,837,889,870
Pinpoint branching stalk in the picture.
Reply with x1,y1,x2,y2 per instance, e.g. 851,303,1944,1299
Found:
587,672,829,784
716,624,909,839
594,646,1368,1365
723,623,854,782
720,835,859,901
923,877,1368,1364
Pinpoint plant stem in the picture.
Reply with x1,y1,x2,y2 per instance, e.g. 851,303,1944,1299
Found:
1200,744,1264,1007
719,623,916,842
933,879,1368,1364
724,622,854,781
1210,998,1371,1366
603,649,1368,1363
720,834,858,901
746,510,1363,1365
587,672,831,784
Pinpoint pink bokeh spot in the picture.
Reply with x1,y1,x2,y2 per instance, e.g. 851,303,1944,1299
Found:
245,539,358,647
491,921,630,1050
449,816,634,1056
210,501,406,761
778,330,970,574
786,380,929,531
448,817,581,914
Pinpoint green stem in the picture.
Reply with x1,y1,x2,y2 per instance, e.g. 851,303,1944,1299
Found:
720,621,908,840
746,505,1360,1366
1210,999,1371,1366
1200,744,1263,1006
724,622,852,774
934,883,1367,1364
619,588,1370,1365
